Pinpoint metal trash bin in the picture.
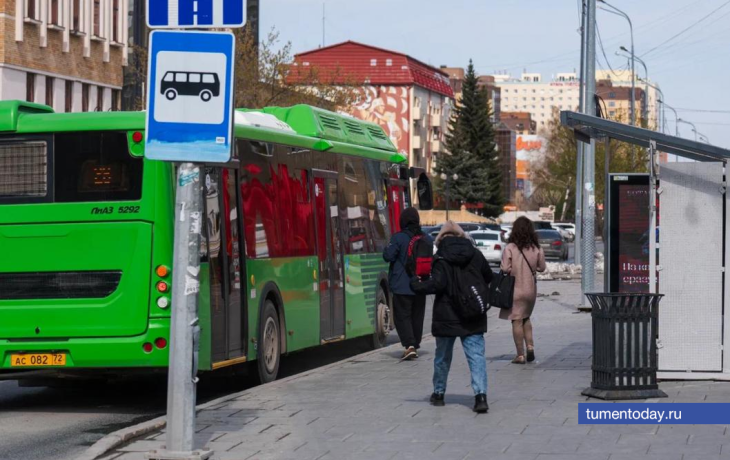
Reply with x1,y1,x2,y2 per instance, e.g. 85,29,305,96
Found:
582,293,668,400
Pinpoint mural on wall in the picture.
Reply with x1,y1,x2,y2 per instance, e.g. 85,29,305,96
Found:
349,86,410,157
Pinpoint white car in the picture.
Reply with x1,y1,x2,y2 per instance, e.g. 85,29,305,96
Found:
470,230,504,266
501,224,512,241
552,223,576,242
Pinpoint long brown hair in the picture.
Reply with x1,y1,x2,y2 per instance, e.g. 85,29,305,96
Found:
508,216,540,250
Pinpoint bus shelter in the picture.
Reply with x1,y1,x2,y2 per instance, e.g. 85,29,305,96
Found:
561,111,730,380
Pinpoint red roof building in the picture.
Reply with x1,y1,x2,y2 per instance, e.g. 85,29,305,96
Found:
289,41,454,176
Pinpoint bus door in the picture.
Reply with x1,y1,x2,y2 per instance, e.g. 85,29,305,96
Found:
313,170,345,342
204,167,246,364
387,178,409,234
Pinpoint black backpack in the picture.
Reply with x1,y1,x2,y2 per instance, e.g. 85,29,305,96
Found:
405,232,433,278
452,257,491,320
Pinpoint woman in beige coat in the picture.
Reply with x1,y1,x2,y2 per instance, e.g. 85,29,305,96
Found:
499,217,546,364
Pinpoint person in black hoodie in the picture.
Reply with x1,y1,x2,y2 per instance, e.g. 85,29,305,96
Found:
383,207,433,360
410,221,492,413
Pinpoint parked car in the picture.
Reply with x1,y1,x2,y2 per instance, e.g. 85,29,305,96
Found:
552,222,576,242
533,221,555,231
470,230,504,266
551,225,572,242
536,229,568,260
501,224,512,241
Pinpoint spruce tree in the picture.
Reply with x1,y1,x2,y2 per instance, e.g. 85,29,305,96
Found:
435,60,504,217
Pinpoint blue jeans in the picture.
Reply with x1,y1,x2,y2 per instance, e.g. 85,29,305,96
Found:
433,334,488,395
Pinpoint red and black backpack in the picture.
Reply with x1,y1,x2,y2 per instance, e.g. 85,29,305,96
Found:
405,233,434,278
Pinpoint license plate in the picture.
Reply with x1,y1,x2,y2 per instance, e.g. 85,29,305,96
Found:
10,353,66,367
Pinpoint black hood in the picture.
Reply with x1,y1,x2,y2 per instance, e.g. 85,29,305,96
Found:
399,207,421,233
437,237,475,267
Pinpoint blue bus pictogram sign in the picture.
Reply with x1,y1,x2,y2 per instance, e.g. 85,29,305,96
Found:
145,30,235,163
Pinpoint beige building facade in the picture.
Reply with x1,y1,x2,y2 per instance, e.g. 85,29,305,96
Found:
493,71,659,131
0,0,128,111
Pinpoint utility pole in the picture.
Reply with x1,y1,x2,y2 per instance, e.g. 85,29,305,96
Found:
246,0,259,49
322,3,326,47
575,0,587,268
582,0,597,302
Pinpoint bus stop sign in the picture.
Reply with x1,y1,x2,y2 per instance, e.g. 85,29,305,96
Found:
145,30,235,163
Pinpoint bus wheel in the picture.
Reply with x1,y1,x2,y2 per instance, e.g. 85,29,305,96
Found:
165,89,177,100
257,299,281,384
372,287,391,349
200,90,213,102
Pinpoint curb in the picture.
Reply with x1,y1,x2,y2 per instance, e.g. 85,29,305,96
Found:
77,338,410,460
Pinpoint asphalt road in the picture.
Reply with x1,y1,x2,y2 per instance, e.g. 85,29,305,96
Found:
0,299,433,460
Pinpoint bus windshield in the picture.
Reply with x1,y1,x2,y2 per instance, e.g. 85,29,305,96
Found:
0,131,143,204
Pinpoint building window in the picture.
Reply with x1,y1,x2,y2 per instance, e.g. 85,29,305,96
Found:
82,83,89,111
45,77,54,107
609,111,616,117
72,0,81,31
65,81,73,112
26,0,38,20
385,58,392,66
609,92,616,98
96,86,104,111
609,101,616,107
93,0,100,36
112,0,119,41
50,0,60,24
370,59,377,66
26,73,35,102
111,89,120,111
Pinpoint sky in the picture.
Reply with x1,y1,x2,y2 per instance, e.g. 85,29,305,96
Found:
259,0,730,149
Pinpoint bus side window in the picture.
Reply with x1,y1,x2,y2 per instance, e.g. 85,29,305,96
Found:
239,140,277,259
273,145,315,257
364,160,390,251
339,157,371,254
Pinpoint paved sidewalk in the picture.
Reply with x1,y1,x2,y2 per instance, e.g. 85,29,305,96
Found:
99,280,730,460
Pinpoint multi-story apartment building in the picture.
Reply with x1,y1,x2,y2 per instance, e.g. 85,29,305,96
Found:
0,0,128,111
500,111,536,135
290,41,453,177
493,71,658,131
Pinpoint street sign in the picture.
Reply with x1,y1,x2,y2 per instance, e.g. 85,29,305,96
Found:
145,30,235,163
147,0,245,29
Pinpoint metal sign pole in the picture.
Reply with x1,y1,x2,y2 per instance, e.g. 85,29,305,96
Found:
581,0,597,304
148,163,208,460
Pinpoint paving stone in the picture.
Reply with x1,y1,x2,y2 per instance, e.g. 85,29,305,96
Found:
105,281,730,460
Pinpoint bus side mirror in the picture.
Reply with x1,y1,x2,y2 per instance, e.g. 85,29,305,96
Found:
417,173,433,210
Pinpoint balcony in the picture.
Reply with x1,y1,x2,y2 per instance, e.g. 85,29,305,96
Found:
429,114,440,127
412,135,422,150
431,140,441,152
412,106,422,120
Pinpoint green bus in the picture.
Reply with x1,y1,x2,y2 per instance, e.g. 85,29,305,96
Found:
0,100,433,384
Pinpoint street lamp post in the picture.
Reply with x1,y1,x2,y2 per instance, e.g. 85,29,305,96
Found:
599,1,635,129
678,119,698,141
440,173,459,221
637,77,664,133
659,100,680,136
619,49,649,127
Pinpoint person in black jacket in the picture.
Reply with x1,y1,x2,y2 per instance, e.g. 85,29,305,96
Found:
410,221,492,413
383,207,433,360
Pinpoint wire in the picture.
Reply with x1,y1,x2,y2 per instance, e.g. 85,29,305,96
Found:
641,0,730,58
596,21,622,78
672,107,730,114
